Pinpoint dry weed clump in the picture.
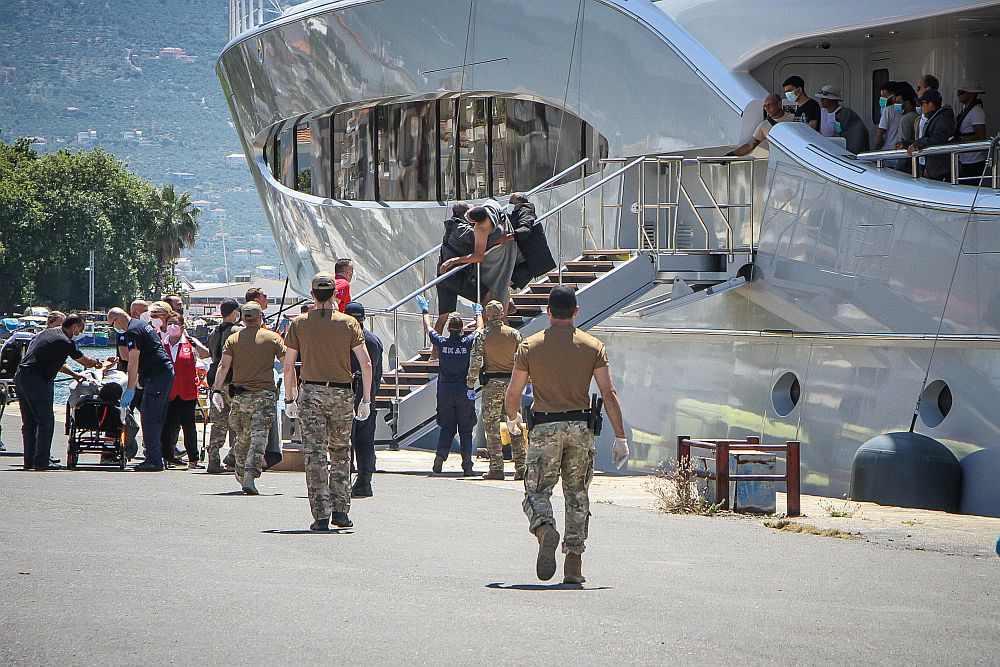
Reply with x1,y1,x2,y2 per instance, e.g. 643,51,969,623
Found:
764,519,855,539
644,456,724,516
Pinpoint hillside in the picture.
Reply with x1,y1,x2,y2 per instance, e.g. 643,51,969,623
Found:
0,0,278,282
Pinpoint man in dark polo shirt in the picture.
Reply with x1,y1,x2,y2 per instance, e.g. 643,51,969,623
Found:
15,314,100,470
108,306,174,471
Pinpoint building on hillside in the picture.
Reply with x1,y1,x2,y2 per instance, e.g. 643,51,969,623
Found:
185,275,289,318
225,153,247,168
77,130,97,145
255,265,278,280
167,172,197,187
122,129,143,143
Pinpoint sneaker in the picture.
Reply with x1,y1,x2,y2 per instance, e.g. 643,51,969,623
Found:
481,470,505,480
188,462,205,470
535,524,560,581
133,462,164,472
310,518,330,532
432,456,444,475
331,511,353,528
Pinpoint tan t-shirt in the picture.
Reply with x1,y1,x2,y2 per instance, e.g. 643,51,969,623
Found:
513,324,609,413
222,326,285,391
752,111,793,150
284,309,365,383
484,324,522,373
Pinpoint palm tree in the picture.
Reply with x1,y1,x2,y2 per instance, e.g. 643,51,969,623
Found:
152,184,200,292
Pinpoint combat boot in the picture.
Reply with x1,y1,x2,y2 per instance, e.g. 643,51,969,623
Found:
534,523,560,581
223,450,236,471
563,553,585,585
310,518,330,532
206,461,225,474
432,455,444,474
332,512,353,528
241,472,259,495
482,469,505,480
352,473,373,498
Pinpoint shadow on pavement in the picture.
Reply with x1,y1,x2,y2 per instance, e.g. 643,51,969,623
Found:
201,490,284,497
485,582,610,591
262,529,354,535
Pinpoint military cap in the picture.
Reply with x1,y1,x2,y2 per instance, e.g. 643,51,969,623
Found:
311,271,336,289
483,300,504,321
241,301,263,319
548,285,577,310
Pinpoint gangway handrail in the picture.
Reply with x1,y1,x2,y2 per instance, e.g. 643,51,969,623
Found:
856,139,999,186
353,157,589,301
534,156,646,228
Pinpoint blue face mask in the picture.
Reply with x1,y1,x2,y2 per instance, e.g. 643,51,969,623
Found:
879,96,889,109
785,91,797,103
893,103,903,113
834,121,842,134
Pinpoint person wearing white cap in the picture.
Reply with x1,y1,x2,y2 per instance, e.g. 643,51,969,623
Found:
815,85,870,155
954,81,988,183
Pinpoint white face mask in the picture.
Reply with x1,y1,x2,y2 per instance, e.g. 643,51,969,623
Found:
785,90,798,103
139,312,151,323
150,318,163,330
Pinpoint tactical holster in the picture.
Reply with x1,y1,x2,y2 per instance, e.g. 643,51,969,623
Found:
526,393,604,435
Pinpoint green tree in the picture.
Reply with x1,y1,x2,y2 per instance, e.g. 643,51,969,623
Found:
151,184,200,294
0,139,161,312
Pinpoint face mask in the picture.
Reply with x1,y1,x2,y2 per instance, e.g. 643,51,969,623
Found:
834,121,842,134
879,96,889,109
893,103,903,113
502,203,515,216
150,318,163,330
167,324,182,337
139,312,151,323
785,91,797,103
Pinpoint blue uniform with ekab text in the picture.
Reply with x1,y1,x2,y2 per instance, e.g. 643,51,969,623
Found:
428,330,477,471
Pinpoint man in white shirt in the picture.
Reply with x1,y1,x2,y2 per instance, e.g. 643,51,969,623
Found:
727,94,793,156
954,80,988,184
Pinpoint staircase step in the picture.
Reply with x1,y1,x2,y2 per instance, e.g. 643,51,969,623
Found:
564,260,617,271
402,360,439,371
511,293,549,303
383,372,432,382
582,249,634,257
544,271,599,283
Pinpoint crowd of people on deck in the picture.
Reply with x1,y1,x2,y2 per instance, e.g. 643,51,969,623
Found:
729,73,990,184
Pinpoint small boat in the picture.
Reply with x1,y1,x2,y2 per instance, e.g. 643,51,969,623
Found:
76,322,111,347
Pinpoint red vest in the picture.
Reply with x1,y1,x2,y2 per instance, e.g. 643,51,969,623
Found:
164,336,199,401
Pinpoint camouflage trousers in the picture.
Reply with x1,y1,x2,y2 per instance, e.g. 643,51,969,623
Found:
206,386,233,466
522,421,595,555
481,380,524,474
299,384,355,520
230,390,277,481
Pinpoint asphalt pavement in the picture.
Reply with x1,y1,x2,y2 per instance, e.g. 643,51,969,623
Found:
1,415,998,665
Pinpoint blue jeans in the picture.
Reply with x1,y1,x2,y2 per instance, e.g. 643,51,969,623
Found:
14,369,55,469
436,390,476,470
139,368,174,468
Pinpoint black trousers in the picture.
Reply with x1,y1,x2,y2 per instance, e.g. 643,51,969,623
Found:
14,369,55,469
352,410,377,475
435,390,476,469
163,397,198,463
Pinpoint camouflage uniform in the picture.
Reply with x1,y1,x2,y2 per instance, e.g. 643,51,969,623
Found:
467,313,523,476
481,380,525,475
229,389,278,481
206,388,233,468
522,422,595,554
299,384,355,520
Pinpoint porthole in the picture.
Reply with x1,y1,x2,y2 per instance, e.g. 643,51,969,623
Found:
918,380,952,428
771,371,801,417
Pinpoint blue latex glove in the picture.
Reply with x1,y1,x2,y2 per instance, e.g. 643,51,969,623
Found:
121,387,136,409
472,303,483,315
415,295,429,313
467,389,476,401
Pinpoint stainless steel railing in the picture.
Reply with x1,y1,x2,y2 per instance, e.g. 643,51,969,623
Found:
856,140,999,187
229,0,286,40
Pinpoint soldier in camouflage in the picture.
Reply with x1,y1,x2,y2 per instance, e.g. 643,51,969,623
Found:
283,272,373,532
505,286,630,585
210,302,286,495
467,300,524,480
205,298,242,473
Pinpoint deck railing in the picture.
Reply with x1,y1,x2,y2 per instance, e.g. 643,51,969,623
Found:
229,0,286,40
856,139,1000,187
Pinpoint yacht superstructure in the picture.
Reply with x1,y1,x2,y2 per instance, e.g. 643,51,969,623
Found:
219,0,1000,516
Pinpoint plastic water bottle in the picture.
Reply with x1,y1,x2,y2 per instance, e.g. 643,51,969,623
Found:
500,421,511,446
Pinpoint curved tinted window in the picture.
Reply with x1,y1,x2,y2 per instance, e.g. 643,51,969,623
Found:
273,96,608,202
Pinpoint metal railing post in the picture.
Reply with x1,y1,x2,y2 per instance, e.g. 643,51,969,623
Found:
951,153,959,185
393,310,400,405
557,211,563,284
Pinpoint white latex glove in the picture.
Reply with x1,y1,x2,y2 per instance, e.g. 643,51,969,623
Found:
355,400,371,421
285,399,298,420
612,437,630,470
507,412,522,436
211,391,225,412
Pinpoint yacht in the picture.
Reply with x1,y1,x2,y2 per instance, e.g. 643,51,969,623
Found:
218,0,1000,517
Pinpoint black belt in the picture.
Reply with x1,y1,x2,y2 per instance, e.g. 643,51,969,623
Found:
530,409,591,426
482,371,512,381
302,380,352,388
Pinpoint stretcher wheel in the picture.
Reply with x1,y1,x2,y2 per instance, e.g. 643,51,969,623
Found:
67,450,78,469
118,446,127,471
